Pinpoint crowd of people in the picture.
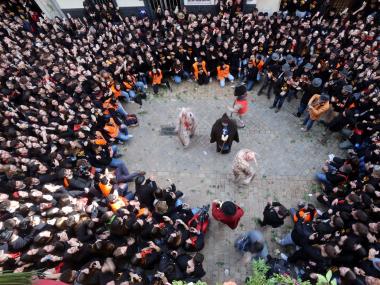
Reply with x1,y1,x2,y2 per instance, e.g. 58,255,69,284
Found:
0,0,379,283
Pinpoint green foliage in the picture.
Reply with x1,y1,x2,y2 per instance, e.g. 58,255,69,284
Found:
0,271,35,285
316,270,337,285
246,259,311,285
245,259,270,285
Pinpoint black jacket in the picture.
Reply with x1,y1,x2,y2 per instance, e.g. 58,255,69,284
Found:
261,202,286,228
210,113,239,148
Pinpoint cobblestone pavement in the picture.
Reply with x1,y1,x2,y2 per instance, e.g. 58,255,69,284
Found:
123,81,343,284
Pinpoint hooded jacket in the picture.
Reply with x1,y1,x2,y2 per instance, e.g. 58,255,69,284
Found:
210,114,239,147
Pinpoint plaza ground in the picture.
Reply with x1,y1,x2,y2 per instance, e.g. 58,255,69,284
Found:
123,81,342,284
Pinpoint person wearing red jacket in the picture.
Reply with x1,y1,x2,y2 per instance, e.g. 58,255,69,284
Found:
212,200,244,229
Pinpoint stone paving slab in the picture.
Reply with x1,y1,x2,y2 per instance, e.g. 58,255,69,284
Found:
123,81,343,284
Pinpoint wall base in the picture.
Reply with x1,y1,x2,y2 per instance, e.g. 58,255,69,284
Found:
184,5,218,14
62,8,84,18
119,6,148,16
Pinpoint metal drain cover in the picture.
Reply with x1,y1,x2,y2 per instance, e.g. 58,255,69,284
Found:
160,125,177,136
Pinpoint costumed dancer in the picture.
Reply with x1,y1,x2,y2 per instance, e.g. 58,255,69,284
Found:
176,107,197,147
232,149,258,185
210,113,239,154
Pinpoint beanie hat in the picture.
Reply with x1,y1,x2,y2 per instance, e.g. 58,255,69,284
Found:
271,52,280,61
320,93,330,102
221,201,237,216
312,77,322,88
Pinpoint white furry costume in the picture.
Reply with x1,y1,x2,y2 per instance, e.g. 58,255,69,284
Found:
177,108,197,147
232,149,257,184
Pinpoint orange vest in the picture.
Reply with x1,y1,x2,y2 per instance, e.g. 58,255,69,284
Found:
110,85,121,99
104,117,119,138
149,70,163,85
99,182,112,197
217,65,230,80
110,196,128,212
94,131,107,145
123,77,136,90
193,61,207,80
102,98,117,115
136,207,150,218
63,177,70,188
250,60,264,72
235,99,248,115
293,208,317,223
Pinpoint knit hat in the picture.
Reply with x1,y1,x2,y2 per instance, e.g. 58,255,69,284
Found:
312,78,322,88
271,53,280,61
342,85,353,93
285,54,294,63
281,63,290,72
284,70,293,78
320,93,330,102
234,85,247,97
304,63,313,69
221,201,237,216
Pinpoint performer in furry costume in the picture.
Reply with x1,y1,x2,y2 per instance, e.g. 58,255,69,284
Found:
210,113,239,154
232,149,258,185
176,107,197,147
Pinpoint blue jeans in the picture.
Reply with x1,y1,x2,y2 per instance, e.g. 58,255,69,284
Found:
287,89,296,102
111,145,118,155
220,74,235,87
117,103,128,117
298,102,308,116
128,90,137,99
116,127,131,142
120,90,131,101
279,232,295,246
247,80,255,91
315,172,332,188
135,81,145,91
303,114,315,130
272,94,286,109
173,75,182,84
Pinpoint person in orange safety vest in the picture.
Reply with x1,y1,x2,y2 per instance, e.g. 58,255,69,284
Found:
217,62,234,88
192,58,209,85
148,68,172,94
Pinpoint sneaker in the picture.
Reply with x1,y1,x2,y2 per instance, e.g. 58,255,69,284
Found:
301,127,308,132
275,109,280,113
280,253,288,261
126,134,134,139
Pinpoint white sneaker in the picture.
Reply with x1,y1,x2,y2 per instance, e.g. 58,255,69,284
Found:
280,253,288,261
